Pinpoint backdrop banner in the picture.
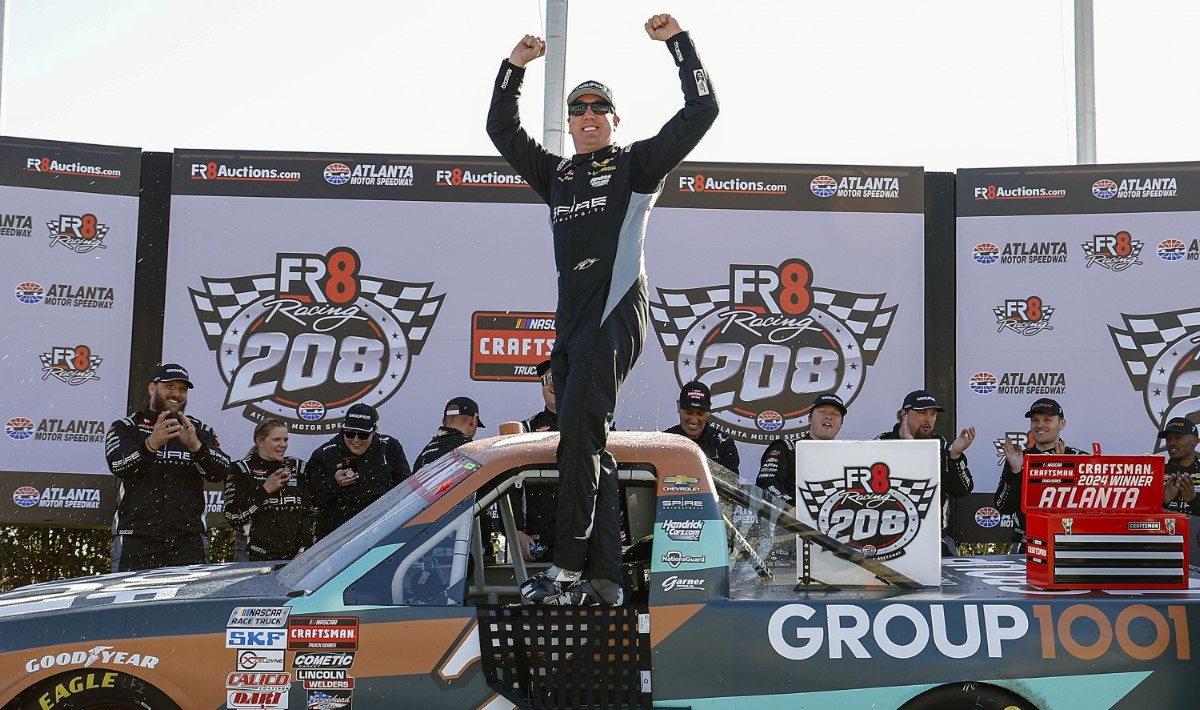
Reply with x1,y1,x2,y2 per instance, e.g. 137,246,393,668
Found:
956,162,1200,502
0,137,141,526
162,150,926,518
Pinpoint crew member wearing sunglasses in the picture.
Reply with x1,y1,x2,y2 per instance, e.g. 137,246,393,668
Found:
488,13,719,606
308,402,411,540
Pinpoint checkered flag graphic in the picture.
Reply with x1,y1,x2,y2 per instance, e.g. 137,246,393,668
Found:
797,478,842,521
190,273,274,350
649,285,729,360
357,277,444,356
814,289,897,366
1109,308,1200,391
650,285,897,364
190,275,444,355
890,478,938,518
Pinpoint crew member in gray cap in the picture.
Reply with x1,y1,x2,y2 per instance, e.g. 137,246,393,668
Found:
105,363,232,571
1160,416,1200,514
879,389,975,553
309,403,410,540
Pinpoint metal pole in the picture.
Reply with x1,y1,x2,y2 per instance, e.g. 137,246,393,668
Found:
0,0,8,132
542,0,568,155
1074,0,1097,164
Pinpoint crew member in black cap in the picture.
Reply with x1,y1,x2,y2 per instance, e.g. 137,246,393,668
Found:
1160,416,1200,514
521,361,558,433
491,13,718,607
105,363,232,571
879,389,975,552
413,397,486,472
664,381,739,475
994,397,1084,548
756,392,846,506
308,402,410,540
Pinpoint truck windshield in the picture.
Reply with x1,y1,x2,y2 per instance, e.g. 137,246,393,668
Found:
277,451,482,593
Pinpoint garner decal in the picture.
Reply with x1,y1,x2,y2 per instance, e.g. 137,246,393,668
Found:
651,260,896,442
190,248,443,434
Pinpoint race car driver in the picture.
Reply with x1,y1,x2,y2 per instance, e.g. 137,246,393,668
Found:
488,13,718,605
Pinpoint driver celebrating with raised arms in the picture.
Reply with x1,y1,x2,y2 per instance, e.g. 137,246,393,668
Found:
488,13,718,605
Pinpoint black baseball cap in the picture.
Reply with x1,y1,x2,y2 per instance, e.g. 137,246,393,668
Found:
1025,398,1064,419
536,360,552,378
678,381,711,412
811,392,847,416
901,389,944,412
567,80,615,107
1159,416,1199,438
151,363,193,389
343,403,379,432
445,396,485,427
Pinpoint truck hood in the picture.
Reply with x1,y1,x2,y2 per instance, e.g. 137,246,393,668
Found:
0,562,289,623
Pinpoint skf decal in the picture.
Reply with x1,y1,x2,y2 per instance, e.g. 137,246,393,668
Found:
39,345,102,385
798,462,937,561
190,248,443,434
650,260,896,442
1109,306,1200,451
1083,230,1143,271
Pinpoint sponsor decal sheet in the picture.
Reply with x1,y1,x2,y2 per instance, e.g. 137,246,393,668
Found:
957,163,1200,490
0,137,140,522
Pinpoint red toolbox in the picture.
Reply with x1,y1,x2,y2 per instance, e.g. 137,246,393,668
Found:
1022,454,1189,590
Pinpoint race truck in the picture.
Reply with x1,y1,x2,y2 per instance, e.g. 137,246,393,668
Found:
0,430,1196,709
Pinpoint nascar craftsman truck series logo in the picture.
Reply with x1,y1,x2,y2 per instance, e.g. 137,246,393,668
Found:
650,259,897,442
190,248,443,434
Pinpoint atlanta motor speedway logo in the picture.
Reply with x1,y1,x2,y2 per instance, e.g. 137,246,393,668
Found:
1110,306,1200,452
650,259,896,442
190,248,443,434
797,462,937,561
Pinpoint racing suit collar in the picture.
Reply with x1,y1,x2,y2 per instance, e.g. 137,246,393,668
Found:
571,144,620,166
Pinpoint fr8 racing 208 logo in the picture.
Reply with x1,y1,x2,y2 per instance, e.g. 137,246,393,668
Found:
650,260,896,442
190,248,443,434
798,462,937,560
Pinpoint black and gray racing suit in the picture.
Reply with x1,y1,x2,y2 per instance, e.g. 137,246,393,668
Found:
488,32,718,583
105,409,232,571
995,442,1085,544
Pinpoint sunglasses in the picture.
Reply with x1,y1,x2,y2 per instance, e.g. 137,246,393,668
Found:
567,101,614,117
540,372,553,387
342,429,373,440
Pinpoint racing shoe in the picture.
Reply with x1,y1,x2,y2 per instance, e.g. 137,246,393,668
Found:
545,578,625,606
520,565,582,603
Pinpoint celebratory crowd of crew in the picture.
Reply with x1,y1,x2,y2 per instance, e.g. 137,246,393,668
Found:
104,360,1200,583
